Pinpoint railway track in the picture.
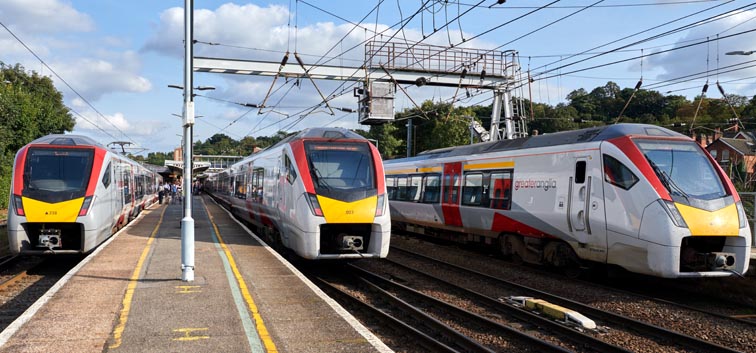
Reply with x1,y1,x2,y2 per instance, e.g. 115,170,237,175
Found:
373,244,747,353
313,265,575,353
0,256,78,333
388,235,756,352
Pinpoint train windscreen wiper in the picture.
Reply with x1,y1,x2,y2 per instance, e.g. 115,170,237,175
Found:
646,156,689,202
309,160,330,190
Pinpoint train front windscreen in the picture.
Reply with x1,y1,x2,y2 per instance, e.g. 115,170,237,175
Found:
635,139,726,203
304,141,376,199
22,148,94,203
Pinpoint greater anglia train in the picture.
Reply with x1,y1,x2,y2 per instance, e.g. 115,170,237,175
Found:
204,127,391,260
384,123,751,278
7,134,162,255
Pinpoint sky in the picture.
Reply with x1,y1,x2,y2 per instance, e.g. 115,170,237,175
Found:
1,0,756,155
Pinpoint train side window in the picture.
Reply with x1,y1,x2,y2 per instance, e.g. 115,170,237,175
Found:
396,176,408,201
235,171,246,199
408,175,422,202
422,174,440,203
284,155,297,184
489,171,512,210
102,161,112,188
386,176,397,200
603,155,638,190
575,161,586,184
462,173,484,206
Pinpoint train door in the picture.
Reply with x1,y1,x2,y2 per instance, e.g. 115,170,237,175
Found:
567,156,607,262
102,160,115,228
441,162,463,227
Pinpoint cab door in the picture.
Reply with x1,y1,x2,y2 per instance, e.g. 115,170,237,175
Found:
568,159,590,238
568,156,607,262
441,162,463,227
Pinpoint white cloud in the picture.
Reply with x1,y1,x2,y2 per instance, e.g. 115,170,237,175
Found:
0,0,94,33
52,51,152,101
646,10,756,96
70,97,168,151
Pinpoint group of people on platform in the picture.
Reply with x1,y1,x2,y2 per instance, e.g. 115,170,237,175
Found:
157,179,204,204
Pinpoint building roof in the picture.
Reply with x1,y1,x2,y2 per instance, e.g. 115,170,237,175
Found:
714,137,756,156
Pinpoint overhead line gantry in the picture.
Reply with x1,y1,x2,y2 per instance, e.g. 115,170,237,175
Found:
194,41,527,141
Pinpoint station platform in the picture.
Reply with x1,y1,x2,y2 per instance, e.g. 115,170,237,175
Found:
0,196,391,353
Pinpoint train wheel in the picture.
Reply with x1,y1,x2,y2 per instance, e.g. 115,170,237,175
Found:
554,243,581,278
499,234,524,265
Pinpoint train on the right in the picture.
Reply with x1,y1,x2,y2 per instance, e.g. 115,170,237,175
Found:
384,123,751,278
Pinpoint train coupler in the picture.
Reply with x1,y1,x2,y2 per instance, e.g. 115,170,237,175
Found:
688,251,737,271
37,228,62,250
339,235,364,251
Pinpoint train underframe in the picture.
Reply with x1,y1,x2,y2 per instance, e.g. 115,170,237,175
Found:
395,221,584,275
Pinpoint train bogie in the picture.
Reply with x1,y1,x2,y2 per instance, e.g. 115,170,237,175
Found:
385,124,751,278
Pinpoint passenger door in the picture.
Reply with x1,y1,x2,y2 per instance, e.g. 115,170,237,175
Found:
441,162,463,228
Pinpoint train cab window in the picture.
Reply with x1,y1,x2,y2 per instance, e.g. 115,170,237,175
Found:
422,174,441,203
22,148,94,202
462,173,485,206
102,162,112,188
396,177,409,201
489,171,512,210
408,175,422,202
603,155,638,190
575,161,586,184
386,177,397,200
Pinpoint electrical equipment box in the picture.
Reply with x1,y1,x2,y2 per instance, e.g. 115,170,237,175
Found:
356,81,395,125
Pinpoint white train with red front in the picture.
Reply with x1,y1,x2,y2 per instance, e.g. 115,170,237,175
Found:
384,123,751,278
204,127,391,260
7,134,162,255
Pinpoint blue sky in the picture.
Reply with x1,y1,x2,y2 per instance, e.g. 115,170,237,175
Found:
1,0,756,155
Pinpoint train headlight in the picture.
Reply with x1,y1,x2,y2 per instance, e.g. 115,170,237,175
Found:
78,196,94,216
659,200,688,228
375,194,385,217
736,201,747,229
305,193,324,217
13,195,24,216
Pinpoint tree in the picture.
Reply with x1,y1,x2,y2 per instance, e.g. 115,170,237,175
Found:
0,63,75,209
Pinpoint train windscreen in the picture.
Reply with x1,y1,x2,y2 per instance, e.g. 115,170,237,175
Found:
304,141,375,197
635,139,726,201
22,148,94,203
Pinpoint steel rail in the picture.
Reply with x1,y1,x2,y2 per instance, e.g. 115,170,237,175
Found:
391,246,744,353
350,264,574,353
313,276,461,353
368,258,632,353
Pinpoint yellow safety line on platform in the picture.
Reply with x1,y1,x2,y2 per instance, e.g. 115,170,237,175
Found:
109,205,166,349
202,199,279,353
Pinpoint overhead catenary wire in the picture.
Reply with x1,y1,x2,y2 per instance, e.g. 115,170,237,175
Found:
530,1,753,80
0,21,136,145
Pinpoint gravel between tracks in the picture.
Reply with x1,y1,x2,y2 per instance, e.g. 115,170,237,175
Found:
383,235,756,353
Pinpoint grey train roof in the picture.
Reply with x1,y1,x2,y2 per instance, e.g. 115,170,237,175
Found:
29,134,106,149
389,123,686,163
267,127,367,150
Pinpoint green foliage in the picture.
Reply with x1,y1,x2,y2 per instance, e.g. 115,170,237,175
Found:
0,63,75,209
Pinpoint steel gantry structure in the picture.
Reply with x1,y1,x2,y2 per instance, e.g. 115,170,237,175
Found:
193,41,528,141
